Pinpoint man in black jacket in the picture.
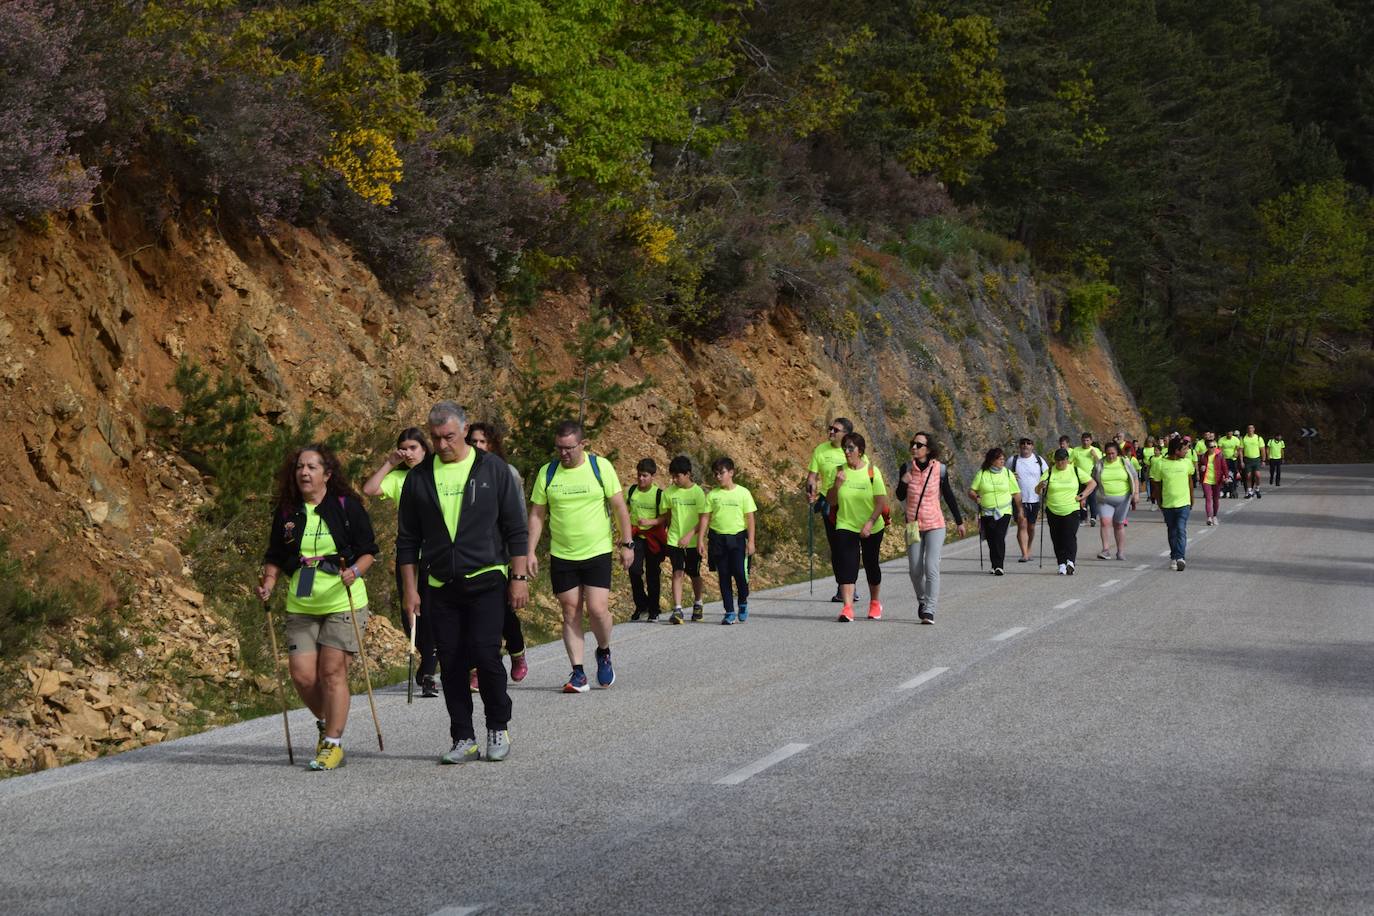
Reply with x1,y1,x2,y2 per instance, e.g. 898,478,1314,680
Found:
397,401,530,764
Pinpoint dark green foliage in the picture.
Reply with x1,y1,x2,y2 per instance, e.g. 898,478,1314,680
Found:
0,537,84,662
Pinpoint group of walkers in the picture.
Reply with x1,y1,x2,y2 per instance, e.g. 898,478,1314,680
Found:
254,401,757,770
254,402,1283,772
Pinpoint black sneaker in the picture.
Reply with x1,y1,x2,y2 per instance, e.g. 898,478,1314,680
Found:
630,610,644,622
1176,558,1186,572
691,604,704,623
830,591,845,603
647,612,660,622
418,674,439,698
919,611,934,625
1255,489,1262,499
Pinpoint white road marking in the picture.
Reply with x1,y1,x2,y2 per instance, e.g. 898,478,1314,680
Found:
1158,550,1171,557
991,627,1028,641
897,667,950,690
428,907,485,916
1054,599,1080,610
1099,579,1120,588
715,743,810,786
1134,564,1149,570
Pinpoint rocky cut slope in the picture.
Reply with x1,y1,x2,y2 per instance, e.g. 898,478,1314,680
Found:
0,199,1141,773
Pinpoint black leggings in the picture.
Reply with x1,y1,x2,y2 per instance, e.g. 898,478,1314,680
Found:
979,515,1011,570
1269,459,1282,486
832,528,886,586
628,539,664,615
1046,510,1079,565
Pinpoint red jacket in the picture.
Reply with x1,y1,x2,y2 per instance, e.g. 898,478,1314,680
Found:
1199,450,1229,485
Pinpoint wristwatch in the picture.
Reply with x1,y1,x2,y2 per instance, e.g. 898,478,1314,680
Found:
620,540,635,549
510,574,530,581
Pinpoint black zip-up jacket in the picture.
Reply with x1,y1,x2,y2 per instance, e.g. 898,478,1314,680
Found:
262,492,380,574
396,449,529,584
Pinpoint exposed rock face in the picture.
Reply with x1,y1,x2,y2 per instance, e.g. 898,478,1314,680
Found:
0,202,1140,773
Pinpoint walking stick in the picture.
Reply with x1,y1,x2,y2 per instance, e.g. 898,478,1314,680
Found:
1038,504,1046,569
807,498,814,595
263,600,295,765
405,611,417,705
343,578,384,751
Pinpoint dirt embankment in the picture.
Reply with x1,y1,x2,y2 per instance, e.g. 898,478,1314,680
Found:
0,203,1141,774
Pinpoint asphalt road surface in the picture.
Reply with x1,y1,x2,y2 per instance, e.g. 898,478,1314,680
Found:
4,465,1372,915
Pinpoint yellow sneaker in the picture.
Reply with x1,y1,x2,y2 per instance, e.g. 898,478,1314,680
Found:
309,742,345,771
315,719,326,754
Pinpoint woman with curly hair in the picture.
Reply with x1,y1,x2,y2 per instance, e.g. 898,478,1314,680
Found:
257,444,379,771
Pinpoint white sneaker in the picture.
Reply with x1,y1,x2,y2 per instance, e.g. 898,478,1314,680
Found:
1169,560,1178,571
1057,564,1067,575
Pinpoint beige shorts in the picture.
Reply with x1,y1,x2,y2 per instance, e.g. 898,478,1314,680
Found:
285,607,369,656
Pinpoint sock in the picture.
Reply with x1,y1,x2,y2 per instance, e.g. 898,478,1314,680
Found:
573,664,585,674
324,737,340,747
595,646,610,657
673,605,682,612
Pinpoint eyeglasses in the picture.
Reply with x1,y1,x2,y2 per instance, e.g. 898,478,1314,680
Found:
842,444,859,452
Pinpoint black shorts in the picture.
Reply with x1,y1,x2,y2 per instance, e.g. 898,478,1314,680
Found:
550,553,613,594
1018,502,1041,524
666,544,702,577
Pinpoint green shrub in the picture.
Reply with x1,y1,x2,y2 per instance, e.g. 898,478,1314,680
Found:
1062,280,1119,345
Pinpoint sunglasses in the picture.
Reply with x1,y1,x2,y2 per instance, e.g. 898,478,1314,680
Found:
829,427,845,434
843,444,859,452
910,441,929,449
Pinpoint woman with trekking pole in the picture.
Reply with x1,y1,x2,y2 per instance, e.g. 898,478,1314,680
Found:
363,428,439,698
968,447,1020,576
258,443,380,771
894,432,966,624
1043,447,1096,576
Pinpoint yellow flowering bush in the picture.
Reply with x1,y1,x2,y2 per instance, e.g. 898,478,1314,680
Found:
324,129,403,206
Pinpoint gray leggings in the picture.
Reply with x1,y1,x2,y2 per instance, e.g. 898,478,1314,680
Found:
906,527,946,615
1098,493,1132,525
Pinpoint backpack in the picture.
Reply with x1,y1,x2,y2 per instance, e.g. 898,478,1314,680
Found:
545,453,604,489
1008,454,1046,474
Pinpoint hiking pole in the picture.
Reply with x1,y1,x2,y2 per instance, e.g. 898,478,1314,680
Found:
263,599,295,765
977,517,984,571
405,612,417,705
1038,504,1045,570
807,498,814,595
343,577,384,751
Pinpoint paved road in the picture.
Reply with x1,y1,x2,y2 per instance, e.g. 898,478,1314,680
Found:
4,465,1373,914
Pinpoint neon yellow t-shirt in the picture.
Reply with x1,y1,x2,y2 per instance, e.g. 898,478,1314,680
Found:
1202,451,1221,485
1242,434,1263,459
1044,465,1091,516
834,460,887,534
1219,436,1241,459
1141,446,1157,465
378,468,407,501
706,485,757,535
1098,458,1132,497
970,466,1015,516
808,441,847,499
1267,438,1284,459
426,450,505,586
287,502,368,616
665,483,708,548
1069,445,1101,476
1150,457,1193,509
530,456,621,561
627,484,662,533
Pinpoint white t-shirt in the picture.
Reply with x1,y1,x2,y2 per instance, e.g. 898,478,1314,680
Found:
1010,452,1046,504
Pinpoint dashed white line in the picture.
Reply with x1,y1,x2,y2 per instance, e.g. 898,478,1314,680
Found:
428,906,485,915
1158,550,1171,557
1099,579,1120,588
1134,564,1149,571
897,667,950,690
991,627,1028,641
1054,599,1080,610
715,743,809,786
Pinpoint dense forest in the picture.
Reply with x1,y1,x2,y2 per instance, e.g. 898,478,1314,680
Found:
3,0,1371,435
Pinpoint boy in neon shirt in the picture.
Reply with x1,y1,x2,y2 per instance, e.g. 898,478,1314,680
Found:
664,456,708,623
696,456,757,625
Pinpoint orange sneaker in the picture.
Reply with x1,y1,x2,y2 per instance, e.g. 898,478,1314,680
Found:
837,604,854,622
867,600,883,620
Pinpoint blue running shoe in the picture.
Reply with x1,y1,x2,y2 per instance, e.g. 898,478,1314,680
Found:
563,669,589,693
721,611,737,625
595,649,615,688
737,604,749,622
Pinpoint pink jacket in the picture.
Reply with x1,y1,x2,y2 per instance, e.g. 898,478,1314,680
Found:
905,460,946,532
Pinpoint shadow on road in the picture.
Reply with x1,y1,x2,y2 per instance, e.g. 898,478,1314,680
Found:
1185,556,1374,587
1161,641,1374,693
1229,510,1374,535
